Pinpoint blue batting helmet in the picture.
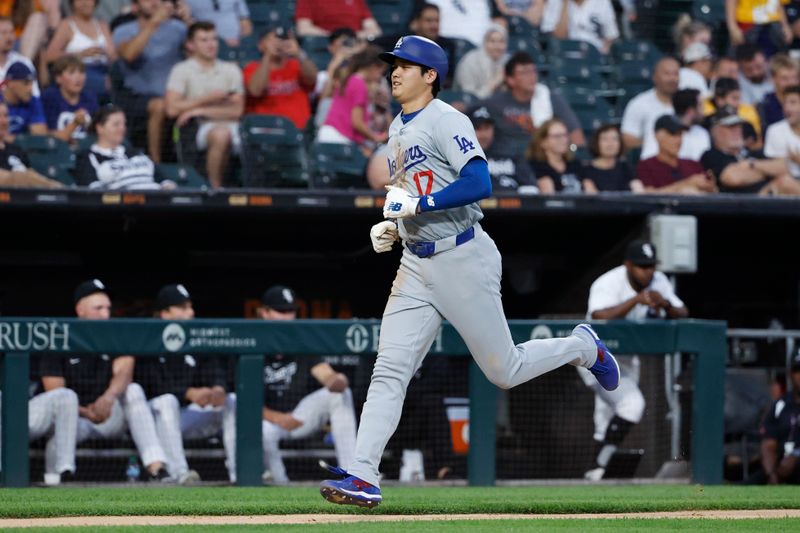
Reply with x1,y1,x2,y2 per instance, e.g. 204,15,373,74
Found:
379,35,449,83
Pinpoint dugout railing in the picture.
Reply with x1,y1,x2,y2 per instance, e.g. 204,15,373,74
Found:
0,318,726,487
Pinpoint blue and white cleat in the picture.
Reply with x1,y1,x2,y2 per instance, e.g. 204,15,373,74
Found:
319,461,382,509
576,324,620,391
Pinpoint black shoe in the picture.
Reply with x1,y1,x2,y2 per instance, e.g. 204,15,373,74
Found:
145,467,170,482
59,470,77,483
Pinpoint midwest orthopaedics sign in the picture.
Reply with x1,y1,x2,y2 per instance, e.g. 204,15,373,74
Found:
0,321,71,351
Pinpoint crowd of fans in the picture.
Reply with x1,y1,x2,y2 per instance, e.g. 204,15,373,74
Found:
2,0,800,195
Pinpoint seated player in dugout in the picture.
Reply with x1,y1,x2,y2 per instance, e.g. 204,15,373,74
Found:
249,285,358,484
760,350,800,484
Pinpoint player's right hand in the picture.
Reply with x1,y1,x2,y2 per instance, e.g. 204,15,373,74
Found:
370,220,398,253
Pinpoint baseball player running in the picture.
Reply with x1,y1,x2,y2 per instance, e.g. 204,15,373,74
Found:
581,240,688,480
319,36,620,508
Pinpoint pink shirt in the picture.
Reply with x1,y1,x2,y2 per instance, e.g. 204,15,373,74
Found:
324,74,369,143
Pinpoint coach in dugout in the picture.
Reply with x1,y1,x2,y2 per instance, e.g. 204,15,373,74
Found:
760,350,800,484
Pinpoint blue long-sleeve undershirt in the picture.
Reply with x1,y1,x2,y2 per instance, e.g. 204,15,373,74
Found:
417,157,492,213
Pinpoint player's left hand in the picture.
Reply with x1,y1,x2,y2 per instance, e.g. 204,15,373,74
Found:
383,186,420,219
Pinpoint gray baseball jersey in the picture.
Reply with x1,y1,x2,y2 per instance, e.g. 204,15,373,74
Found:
346,99,602,488
387,99,486,243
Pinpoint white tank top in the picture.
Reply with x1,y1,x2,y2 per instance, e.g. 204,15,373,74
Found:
65,19,108,65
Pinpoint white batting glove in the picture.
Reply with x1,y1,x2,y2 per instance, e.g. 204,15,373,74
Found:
383,186,420,219
370,220,399,253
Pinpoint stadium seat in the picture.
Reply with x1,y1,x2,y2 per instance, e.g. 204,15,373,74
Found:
239,114,310,188
438,89,480,110
13,135,75,185
156,163,209,189
506,15,540,39
309,142,368,189
450,38,477,67
507,34,541,54
368,0,414,36
548,57,610,91
301,37,332,70
248,3,292,27
616,60,654,107
611,39,662,64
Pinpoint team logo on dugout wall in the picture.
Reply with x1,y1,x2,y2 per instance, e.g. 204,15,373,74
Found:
162,323,187,352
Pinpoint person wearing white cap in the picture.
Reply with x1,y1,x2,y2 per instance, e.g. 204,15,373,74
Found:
679,42,713,97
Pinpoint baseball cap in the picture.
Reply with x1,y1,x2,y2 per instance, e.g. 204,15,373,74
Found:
469,106,494,127
155,284,191,311
654,114,689,134
260,24,291,40
4,62,35,82
708,105,746,127
73,279,108,304
625,240,658,267
683,42,713,64
261,285,298,312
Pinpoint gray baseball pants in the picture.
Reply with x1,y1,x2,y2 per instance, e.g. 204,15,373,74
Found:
347,227,598,486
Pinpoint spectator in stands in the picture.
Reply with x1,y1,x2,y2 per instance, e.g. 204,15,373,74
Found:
726,0,792,56
580,124,643,192
295,0,381,39
186,0,252,46
1,62,46,137
764,85,800,179
636,114,717,194
426,0,495,48
581,239,688,481
137,284,234,484
480,51,584,158
759,54,800,130
679,42,712,97
74,105,174,190
65,0,131,26
701,106,800,195
494,0,545,27
2,0,60,61
44,0,116,100
42,55,99,142
736,43,774,105
0,99,62,188
0,16,35,78
470,105,538,193
317,46,388,150
526,118,587,194
165,21,244,188
313,29,362,128
711,56,740,88
453,23,508,99
40,279,170,482
673,88,710,161
672,15,711,57
245,25,317,131
621,56,679,158
760,349,800,484
541,0,619,54
237,285,358,484
113,0,191,163
710,77,762,139
408,3,456,87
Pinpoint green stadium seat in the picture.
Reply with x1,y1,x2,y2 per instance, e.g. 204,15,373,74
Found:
611,39,662,63
156,163,209,189
692,0,726,27
368,0,414,35
301,36,330,54
239,114,310,188
507,34,541,54
438,89,480,110
548,57,610,91
450,38,476,67
12,135,75,185
248,3,291,27
506,15,540,38
309,142,368,189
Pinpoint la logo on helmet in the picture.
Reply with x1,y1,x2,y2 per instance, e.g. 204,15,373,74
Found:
394,37,403,49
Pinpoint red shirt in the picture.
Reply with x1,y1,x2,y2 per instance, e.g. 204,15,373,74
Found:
636,156,704,189
243,59,312,129
294,0,373,32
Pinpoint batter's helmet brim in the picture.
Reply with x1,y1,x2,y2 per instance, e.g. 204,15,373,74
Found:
380,51,426,69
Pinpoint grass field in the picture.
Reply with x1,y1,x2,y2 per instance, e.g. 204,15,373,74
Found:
1,485,798,531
